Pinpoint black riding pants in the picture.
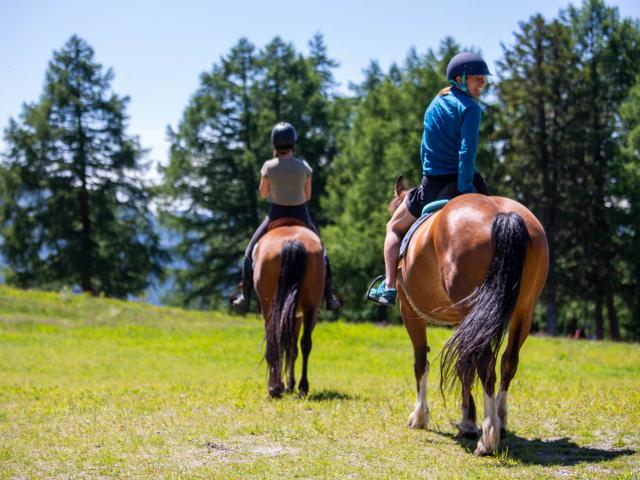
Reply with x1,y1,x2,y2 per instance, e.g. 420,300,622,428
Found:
405,172,489,218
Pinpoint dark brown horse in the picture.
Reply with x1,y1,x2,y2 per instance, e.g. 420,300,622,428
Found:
253,219,325,398
391,177,548,455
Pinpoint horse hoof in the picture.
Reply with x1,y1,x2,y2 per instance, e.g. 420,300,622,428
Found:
407,413,428,429
455,421,479,440
298,380,309,395
473,444,492,456
456,429,479,440
268,385,284,398
298,384,309,398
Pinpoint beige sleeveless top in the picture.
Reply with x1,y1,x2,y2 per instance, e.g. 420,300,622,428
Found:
260,156,313,206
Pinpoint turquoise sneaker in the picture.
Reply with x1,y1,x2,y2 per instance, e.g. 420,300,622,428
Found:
366,276,397,306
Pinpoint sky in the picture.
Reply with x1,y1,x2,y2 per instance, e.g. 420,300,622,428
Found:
1,0,639,178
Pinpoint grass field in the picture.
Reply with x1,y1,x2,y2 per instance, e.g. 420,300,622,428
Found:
0,285,639,479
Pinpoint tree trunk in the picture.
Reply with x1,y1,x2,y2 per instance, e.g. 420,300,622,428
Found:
606,289,621,341
594,297,604,340
543,206,557,335
533,30,557,336
633,285,640,341
79,185,94,294
76,103,95,295
544,280,558,336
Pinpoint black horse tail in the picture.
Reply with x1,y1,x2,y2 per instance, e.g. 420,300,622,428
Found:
440,212,530,394
265,240,307,387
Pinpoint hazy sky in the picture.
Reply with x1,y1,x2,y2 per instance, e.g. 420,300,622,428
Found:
2,0,639,177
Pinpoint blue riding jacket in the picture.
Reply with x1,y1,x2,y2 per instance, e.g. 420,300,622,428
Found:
420,87,482,194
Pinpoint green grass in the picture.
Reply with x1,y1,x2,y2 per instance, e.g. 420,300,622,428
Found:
1,285,639,479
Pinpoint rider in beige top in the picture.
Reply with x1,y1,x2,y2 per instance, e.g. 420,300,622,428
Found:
260,155,313,205
230,122,342,313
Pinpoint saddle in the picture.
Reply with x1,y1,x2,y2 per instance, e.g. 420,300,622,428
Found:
251,217,312,272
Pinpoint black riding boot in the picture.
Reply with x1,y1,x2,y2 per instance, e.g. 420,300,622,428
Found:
324,256,343,311
230,256,253,313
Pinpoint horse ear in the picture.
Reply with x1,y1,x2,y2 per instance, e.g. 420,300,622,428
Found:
395,175,406,196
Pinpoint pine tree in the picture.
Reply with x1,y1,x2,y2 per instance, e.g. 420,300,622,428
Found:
563,0,640,339
157,38,262,307
495,1,640,339
495,14,579,334
0,35,164,297
618,77,640,340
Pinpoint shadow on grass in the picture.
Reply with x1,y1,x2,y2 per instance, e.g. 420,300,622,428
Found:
435,430,635,466
306,390,356,402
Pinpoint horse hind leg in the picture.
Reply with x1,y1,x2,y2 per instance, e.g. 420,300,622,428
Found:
456,365,479,439
268,363,285,398
399,288,430,429
265,302,285,399
285,342,298,394
298,307,317,397
474,349,501,456
285,314,303,394
267,346,285,398
497,312,530,438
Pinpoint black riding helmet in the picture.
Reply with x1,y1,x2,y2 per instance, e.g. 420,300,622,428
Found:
446,52,492,80
271,122,297,150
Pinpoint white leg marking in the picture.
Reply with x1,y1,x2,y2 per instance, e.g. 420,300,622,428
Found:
408,361,429,429
497,391,508,429
475,392,502,455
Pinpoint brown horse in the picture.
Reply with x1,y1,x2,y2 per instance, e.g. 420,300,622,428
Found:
253,219,325,398
391,176,548,455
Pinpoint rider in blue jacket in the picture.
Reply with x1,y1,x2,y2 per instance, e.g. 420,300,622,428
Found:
368,52,491,305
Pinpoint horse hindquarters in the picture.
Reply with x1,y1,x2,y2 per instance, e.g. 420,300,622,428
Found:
265,240,307,398
440,212,530,455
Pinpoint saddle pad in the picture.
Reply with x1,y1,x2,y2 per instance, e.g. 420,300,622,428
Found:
399,200,448,259
399,212,434,259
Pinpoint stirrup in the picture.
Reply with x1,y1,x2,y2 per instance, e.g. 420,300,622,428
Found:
366,275,397,306
365,275,386,301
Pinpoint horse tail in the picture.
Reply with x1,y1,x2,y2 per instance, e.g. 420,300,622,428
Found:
440,212,530,394
265,240,307,382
